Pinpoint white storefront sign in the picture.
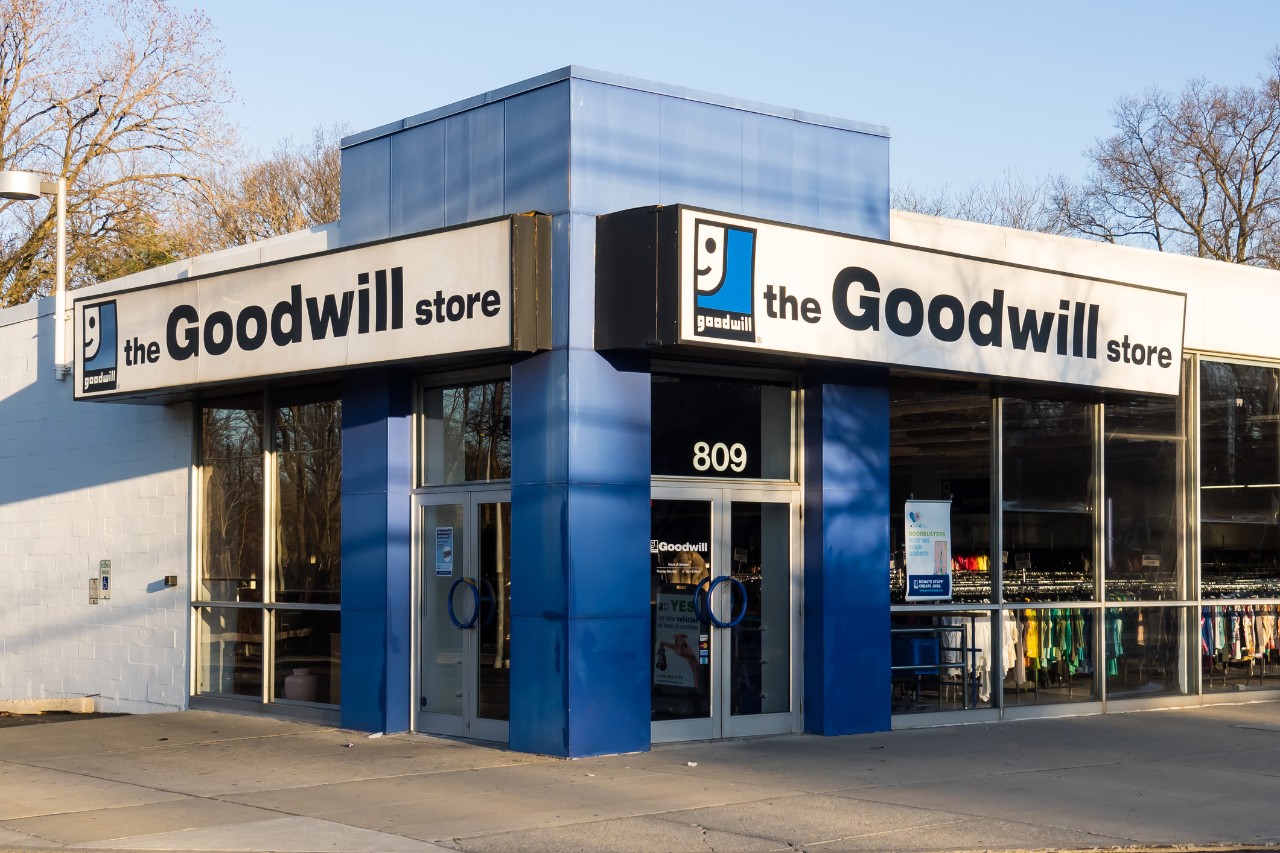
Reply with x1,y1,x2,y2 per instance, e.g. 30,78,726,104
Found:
678,207,1187,395
904,499,952,602
75,218,531,399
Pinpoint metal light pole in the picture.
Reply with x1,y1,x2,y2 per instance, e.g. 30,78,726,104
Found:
0,170,69,380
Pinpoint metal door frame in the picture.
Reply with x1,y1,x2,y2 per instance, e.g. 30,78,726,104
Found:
413,488,511,743
650,483,802,743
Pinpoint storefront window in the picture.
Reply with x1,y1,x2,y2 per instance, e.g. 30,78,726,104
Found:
1104,606,1187,698
1202,603,1280,693
891,611,995,713
200,400,264,603
1200,361,1280,598
275,394,342,605
195,386,342,708
195,606,262,698
274,609,341,705
1002,397,1096,602
1104,396,1183,601
652,373,793,480
889,378,992,604
1001,607,1098,706
890,376,1197,715
419,380,510,485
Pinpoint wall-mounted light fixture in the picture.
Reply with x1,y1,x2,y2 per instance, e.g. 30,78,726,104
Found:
0,170,68,380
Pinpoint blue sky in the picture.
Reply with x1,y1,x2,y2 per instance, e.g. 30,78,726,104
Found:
187,1,1280,193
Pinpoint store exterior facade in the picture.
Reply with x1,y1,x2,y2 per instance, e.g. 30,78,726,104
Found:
4,67,1280,757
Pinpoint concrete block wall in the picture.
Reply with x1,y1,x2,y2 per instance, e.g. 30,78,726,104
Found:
0,297,192,713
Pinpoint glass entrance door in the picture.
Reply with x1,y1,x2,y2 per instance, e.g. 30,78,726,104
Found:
417,492,511,742
650,487,799,742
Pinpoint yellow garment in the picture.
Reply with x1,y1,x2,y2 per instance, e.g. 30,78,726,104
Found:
1024,610,1041,661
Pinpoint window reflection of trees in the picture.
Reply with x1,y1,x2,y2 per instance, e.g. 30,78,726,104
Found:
202,405,264,601
275,399,342,604
442,382,510,482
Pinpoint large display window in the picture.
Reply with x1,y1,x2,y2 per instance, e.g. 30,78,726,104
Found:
194,386,342,711
889,378,992,605
1199,361,1280,598
1104,394,1184,602
890,373,1193,717
1199,359,1280,694
1002,397,1095,603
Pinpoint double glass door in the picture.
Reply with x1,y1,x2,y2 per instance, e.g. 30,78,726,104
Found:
650,487,800,742
417,492,511,742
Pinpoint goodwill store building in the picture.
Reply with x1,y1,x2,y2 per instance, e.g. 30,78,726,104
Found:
4,67,1280,757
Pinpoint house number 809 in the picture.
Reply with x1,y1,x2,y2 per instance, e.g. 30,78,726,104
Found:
692,441,748,473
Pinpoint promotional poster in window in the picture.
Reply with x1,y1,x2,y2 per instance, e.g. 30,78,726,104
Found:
905,500,953,601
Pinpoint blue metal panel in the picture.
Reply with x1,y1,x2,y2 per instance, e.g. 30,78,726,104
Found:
565,347,650,487
504,82,571,216
444,101,505,226
658,96,743,214
741,112,821,228
567,482,649,618
802,370,891,735
391,122,445,235
510,481,568,620
566,615,651,757
340,372,413,734
511,349,569,488
340,492,390,613
339,138,392,246
570,80,661,215
509,614,568,755
339,609,388,731
818,127,890,239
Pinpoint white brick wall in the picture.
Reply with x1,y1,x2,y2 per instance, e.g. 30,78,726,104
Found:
0,297,192,714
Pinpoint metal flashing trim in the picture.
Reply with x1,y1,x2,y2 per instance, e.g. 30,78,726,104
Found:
341,66,889,149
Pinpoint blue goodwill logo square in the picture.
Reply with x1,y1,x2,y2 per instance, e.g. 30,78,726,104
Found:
693,219,756,342
82,300,118,392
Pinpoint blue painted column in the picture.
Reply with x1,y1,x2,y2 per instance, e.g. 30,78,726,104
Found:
339,371,413,733
803,368,891,735
509,214,652,757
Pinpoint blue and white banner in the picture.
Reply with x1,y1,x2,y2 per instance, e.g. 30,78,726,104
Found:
904,499,952,602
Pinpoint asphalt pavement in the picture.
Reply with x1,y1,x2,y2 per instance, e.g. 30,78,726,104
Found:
2,702,1280,852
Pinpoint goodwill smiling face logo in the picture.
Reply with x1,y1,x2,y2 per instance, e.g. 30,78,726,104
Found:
81,301,118,393
693,219,757,342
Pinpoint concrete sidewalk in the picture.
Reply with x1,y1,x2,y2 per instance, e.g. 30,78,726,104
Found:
2,703,1280,853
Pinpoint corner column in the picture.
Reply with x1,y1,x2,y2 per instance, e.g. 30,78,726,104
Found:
509,214,652,757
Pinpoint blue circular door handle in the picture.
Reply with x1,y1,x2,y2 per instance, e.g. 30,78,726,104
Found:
707,575,748,628
447,578,480,629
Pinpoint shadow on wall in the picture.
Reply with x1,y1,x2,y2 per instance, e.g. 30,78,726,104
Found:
0,306,192,507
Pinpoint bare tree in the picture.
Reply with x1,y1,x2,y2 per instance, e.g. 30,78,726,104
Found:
183,123,345,252
1055,50,1280,267
0,0,234,307
894,169,1066,234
